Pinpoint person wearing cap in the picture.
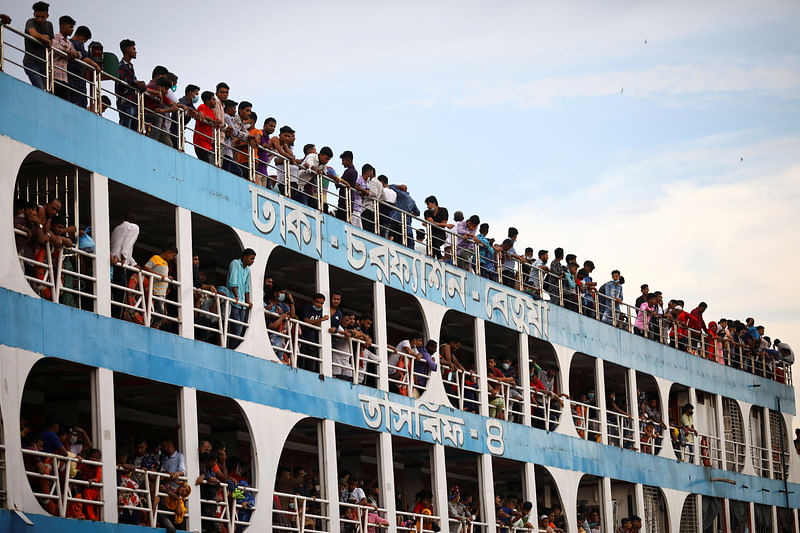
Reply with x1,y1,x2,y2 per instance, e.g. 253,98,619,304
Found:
538,514,556,533
679,403,698,462
448,485,471,533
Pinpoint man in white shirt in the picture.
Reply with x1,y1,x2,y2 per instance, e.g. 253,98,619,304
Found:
331,311,355,380
110,212,140,318
379,176,398,239
390,333,423,394
298,145,333,210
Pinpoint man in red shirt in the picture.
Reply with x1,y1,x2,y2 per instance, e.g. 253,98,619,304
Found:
193,91,219,163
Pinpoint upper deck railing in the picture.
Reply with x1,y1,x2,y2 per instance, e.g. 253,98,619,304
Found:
0,21,793,389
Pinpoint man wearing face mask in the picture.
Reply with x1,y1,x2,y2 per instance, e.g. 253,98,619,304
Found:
174,83,200,138
265,285,295,363
62,425,92,456
299,293,329,372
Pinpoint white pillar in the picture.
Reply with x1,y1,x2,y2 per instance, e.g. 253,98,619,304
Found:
93,368,118,522
377,432,397,533
374,282,389,392
523,462,538,524
601,477,613,533
175,207,194,338
627,368,641,450
90,172,111,317
478,454,498,533
634,484,645,531
519,333,532,427
431,444,450,533
688,387,699,465
595,359,608,444
317,261,333,377
655,377,676,460
320,419,340,530
771,505,779,533
715,394,727,471
179,387,201,532
474,318,489,418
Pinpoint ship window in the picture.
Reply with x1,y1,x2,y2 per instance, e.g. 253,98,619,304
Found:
529,338,562,430
440,310,478,412
729,499,750,533
485,322,523,424
749,406,770,477
768,410,790,480
392,434,439,530
753,503,773,533
197,392,256,530
329,266,377,387
14,151,94,310
636,372,663,456
577,474,604,530
534,466,565,525
722,398,746,472
570,352,601,443
191,212,245,347
335,423,383,525
276,418,330,531
678,493,699,533
445,447,485,529
604,361,634,450
108,181,180,333
609,479,637,530
642,486,669,533
776,507,794,533
668,383,692,462
20,358,95,518
703,496,725,533
492,456,526,526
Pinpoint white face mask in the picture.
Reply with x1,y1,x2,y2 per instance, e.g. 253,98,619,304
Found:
501,363,510,371
69,435,78,445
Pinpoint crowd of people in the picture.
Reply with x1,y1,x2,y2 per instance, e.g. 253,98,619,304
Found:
21,411,255,532
9,2,794,385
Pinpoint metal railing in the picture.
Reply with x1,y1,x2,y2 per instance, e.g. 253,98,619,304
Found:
199,479,257,532
273,491,329,533
193,287,249,347
23,448,104,519
331,334,381,385
442,367,481,413
724,438,747,472
15,228,97,307
570,399,601,442
607,412,636,450
339,501,389,533
449,516,491,533
750,443,771,477
264,312,324,371
397,509,441,533
116,467,189,528
110,262,181,329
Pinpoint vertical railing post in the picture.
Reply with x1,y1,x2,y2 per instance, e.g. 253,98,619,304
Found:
346,187,352,224
373,199,380,234
178,109,186,151
137,91,146,134
46,46,54,93
401,212,408,247
0,23,5,72
249,145,256,182
316,173,324,210
558,278,564,306
283,159,290,195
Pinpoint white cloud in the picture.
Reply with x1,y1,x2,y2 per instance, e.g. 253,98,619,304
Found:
453,62,800,108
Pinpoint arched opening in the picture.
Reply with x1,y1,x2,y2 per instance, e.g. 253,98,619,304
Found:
108,181,180,333
749,406,770,477
636,372,664,455
392,434,439,532
21,358,98,519
493,457,539,530
191,212,246,348
328,266,378,387
113,372,182,528
577,474,604,532
768,410,790,480
722,398,746,472
693,390,723,469
197,392,256,531
275,418,329,532
335,423,383,530
485,322,522,423
14,151,94,310
569,352,600,442
604,361,634,449
439,309,477,412
678,493,699,533
729,499,750,533
534,466,565,530
265,247,319,372
528,338,562,430
445,448,487,531
386,287,427,398
642,485,668,533
668,383,693,463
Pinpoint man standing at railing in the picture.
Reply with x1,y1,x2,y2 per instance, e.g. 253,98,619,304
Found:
226,248,255,349
423,196,452,259
336,151,358,220
599,270,624,324
546,247,565,302
116,39,146,130
23,2,53,91
142,244,178,330
51,15,81,102
67,25,101,109
455,214,480,271
110,211,139,317
299,293,328,372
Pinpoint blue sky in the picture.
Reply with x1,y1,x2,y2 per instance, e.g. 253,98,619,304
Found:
5,1,800,414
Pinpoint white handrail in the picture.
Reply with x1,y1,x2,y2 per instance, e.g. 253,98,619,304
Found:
23,448,104,519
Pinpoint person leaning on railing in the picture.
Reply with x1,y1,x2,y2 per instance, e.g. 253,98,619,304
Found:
116,39,147,131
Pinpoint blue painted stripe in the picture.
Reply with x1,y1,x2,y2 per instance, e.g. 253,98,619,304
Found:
0,288,797,507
